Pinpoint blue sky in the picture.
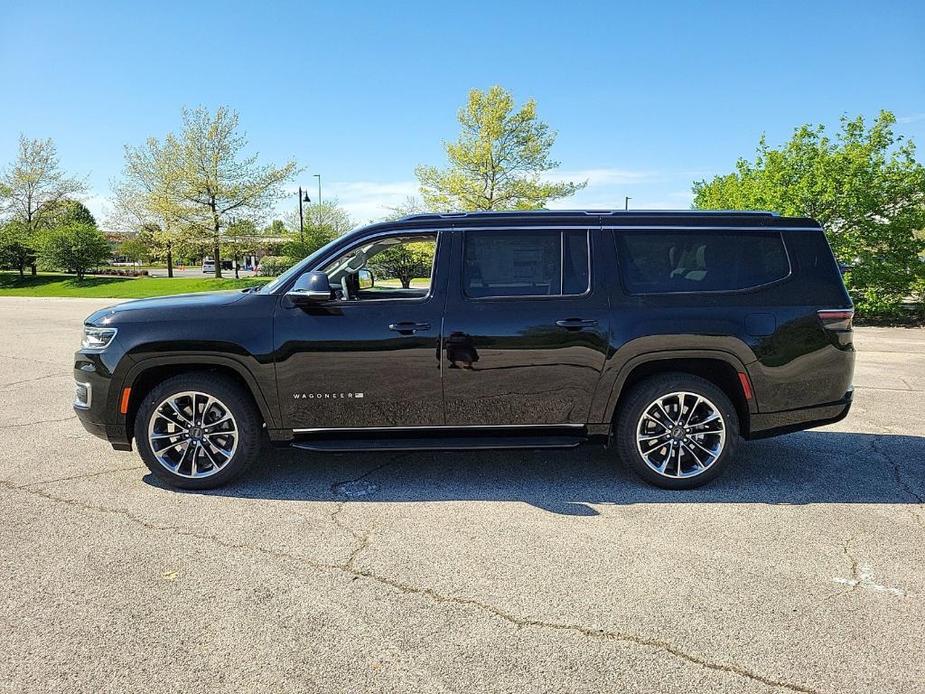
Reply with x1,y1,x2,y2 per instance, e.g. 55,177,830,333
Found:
1,0,923,224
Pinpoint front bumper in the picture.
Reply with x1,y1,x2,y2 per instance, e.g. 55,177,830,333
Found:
747,388,853,439
74,349,133,451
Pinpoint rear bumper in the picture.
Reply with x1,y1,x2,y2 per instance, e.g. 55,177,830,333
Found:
747,389,853,439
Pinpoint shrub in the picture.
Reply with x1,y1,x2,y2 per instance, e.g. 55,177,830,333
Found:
256,255,295,276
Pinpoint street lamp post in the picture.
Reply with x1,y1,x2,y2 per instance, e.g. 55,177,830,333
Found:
624,196,631,210
297,186,311,244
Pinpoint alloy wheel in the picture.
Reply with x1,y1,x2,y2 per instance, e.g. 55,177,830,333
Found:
147,391,239,479
635,391,726,479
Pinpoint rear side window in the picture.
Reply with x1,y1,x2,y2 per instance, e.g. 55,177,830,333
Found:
615,230,790,294
464,230,590,298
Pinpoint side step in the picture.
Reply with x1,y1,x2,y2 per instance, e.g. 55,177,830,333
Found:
291,434,585,453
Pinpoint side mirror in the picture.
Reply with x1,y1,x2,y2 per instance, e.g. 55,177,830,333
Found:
286,271,332,304
357,268,374,290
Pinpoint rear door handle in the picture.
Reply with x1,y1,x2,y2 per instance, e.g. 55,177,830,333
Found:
389,322,431,335
555,318,598,330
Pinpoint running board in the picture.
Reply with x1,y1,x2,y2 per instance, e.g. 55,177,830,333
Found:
291,434,585,453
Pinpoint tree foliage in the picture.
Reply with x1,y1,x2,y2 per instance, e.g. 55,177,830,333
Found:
692,111,925,317
112,134,188,277
0,221,33,276
38,223,112,279
116,106,298,278
118,236,150,264
368,240,434,289
416,86,585,211
282,200,354,260
0,135,86,274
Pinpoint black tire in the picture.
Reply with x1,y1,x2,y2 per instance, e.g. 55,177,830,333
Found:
134,372,262,490
615,373,740,490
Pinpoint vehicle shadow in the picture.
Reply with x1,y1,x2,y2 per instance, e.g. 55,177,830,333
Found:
144,431,925,516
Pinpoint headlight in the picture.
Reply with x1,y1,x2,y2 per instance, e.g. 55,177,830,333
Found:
81,326,118,351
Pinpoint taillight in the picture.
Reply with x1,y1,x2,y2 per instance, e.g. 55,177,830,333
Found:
817,309,854,332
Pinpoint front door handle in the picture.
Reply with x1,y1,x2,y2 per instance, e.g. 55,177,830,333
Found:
555,318,598,331
389,321,431,335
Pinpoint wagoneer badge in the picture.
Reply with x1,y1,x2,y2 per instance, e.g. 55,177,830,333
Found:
293,392,364,400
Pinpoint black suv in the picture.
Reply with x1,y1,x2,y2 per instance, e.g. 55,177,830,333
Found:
74,210,854,490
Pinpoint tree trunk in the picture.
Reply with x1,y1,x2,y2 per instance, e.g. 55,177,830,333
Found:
213,237,222,279
211,202,222,279
30,263,36,276
401,276,411,289
166,244,174,278
18,263,24,278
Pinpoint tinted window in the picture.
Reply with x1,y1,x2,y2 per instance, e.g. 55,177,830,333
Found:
616,230,789,293
464,230,589,298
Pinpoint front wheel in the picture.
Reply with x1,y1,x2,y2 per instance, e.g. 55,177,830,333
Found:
134,373,262,489
615,373,740,489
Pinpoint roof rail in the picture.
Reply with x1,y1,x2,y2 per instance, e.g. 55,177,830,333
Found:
399,209,780,221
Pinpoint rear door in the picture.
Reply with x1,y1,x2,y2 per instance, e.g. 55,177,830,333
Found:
442,227,611,426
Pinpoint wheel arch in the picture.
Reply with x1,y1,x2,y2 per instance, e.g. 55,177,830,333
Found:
121,355,279,442
604,351,755,437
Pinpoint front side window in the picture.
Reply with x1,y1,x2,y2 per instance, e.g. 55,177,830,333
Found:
616,230,790,294
463,230,590,298
321,233,437,301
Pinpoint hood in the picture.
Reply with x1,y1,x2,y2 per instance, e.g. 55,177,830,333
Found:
85,290,249,325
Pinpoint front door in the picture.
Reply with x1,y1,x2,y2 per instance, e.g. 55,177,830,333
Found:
442,227,611,426
274,231,447,430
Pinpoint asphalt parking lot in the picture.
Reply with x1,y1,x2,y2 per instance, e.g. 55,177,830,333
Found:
0,297,922,693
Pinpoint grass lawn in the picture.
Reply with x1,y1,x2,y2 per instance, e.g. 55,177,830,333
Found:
0,272,271,298
376,278,431,288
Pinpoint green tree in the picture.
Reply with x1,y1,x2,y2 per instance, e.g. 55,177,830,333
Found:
117,236,150,265
48,198,97,227
416,86,585,211
283,200,354,260
368,240,435,288
0,135,86,274
224,218,260,278
169,106,298,278
692,111,925,317
113,135,187,277
38,223,112,280
0,221,33,276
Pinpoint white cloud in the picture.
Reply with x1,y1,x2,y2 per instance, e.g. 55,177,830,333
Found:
897,113,925,125
323,180,420,224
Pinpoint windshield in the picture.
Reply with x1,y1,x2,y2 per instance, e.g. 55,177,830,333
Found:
259,236,344,294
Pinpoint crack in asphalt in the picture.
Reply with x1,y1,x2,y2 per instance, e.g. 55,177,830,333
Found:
14,465,146,489
0,373,68,390
0,352,66,368
0,415,77,430
831,534,907,598
0,479,818,694
868,437,925,529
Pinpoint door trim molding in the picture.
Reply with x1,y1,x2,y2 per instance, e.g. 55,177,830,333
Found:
292,423,586,434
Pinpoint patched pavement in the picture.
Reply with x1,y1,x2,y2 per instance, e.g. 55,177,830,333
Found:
0,297,922,693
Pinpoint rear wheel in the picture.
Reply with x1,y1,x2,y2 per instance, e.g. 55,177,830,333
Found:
134,373,261,489
616,373,740,489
